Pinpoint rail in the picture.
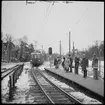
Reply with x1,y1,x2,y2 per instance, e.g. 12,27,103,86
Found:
37,68,82,104
32,68,82,104
45,68,104,103
32,68,54,104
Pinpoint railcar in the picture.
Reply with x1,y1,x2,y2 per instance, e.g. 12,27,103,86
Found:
30,50,45,67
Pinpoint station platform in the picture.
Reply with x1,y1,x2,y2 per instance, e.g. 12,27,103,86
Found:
44,67,104,97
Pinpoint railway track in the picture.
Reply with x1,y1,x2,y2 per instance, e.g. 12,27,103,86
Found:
31,68,82,104
29,70,50,104
43,69,103,104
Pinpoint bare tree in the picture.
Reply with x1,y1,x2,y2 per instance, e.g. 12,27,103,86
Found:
4,34,15,62
17,36,28,61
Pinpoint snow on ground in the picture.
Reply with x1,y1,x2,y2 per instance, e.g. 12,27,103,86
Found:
1,62,23,70
12,68,30,104
42,71,102,104
39,61,51,70
1,61,103,104
2,62,37,104
1,76,9,103
43,72,75,90
70,92,102,104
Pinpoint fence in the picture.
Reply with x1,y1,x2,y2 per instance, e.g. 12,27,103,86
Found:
8,64,24,100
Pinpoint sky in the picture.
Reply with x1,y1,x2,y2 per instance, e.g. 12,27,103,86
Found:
2,1,104,54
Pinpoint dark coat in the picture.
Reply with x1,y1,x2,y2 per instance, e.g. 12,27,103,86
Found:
69,57,73,66
92,57,98,68
81,58,88,70
75,57,80,67
54,58,58,65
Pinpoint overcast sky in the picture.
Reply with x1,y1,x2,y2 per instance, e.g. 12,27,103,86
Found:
2,1,104,54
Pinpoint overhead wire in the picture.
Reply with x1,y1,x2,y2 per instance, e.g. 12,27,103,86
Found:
47,1,54,19
38,2,53,36
44,3,51,22
71,4,90,32
42,2,54,28
76,7,88,25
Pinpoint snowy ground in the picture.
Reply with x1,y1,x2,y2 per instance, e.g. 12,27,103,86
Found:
1,61,104,104
1,62,24,71
2,62,37,104
42,71,102,104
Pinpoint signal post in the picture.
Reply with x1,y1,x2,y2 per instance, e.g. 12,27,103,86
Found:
48,47,52,68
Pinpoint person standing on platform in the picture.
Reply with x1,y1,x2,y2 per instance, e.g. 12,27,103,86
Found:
64,56,70,72
74,55,80,74
54,57,56,64
54,57,59,69
58,56,61,65
62,56,65,69
69,55,73,72
81,54,88,78
92,54,98,80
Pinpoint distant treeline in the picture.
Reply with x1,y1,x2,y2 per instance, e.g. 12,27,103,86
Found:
50,40,104,61
2,34,36,62
78,41,104,60
1,33,104,62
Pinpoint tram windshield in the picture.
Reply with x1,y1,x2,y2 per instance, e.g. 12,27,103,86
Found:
31,53,40,59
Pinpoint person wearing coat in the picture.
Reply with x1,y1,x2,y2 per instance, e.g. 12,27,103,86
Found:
74,55,80,74
92,54,98,80
81,54,88,78
64,56,70,72
62,57,65,69
54,57,59,69
69,55,73,72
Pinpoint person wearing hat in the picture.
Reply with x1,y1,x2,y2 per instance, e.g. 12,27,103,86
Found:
54,56,59,69
62,56,65,69
54,57,58,68
92,53,98,80
81,54,88,78
69,55,73,72
64,56,70,72
74,55,80,74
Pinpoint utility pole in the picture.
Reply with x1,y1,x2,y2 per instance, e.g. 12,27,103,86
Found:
34,40,37,51
99,49,101,76
73,42,75,59
69,31,71,56
59,40,61,58
42,45,43,50
7,42,10,62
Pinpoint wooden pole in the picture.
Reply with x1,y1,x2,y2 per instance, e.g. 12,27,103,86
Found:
73,42,75,59
99,50,101,76
9,76,12,100
60,40,61,58
69,31,71,55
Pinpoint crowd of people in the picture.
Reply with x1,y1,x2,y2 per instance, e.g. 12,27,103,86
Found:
54,53,99,80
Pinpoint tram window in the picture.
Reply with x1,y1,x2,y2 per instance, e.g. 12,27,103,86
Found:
34,54,37,58
31,54,33,59
31,53,41,58
37,54,40,58
31,54,35,58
